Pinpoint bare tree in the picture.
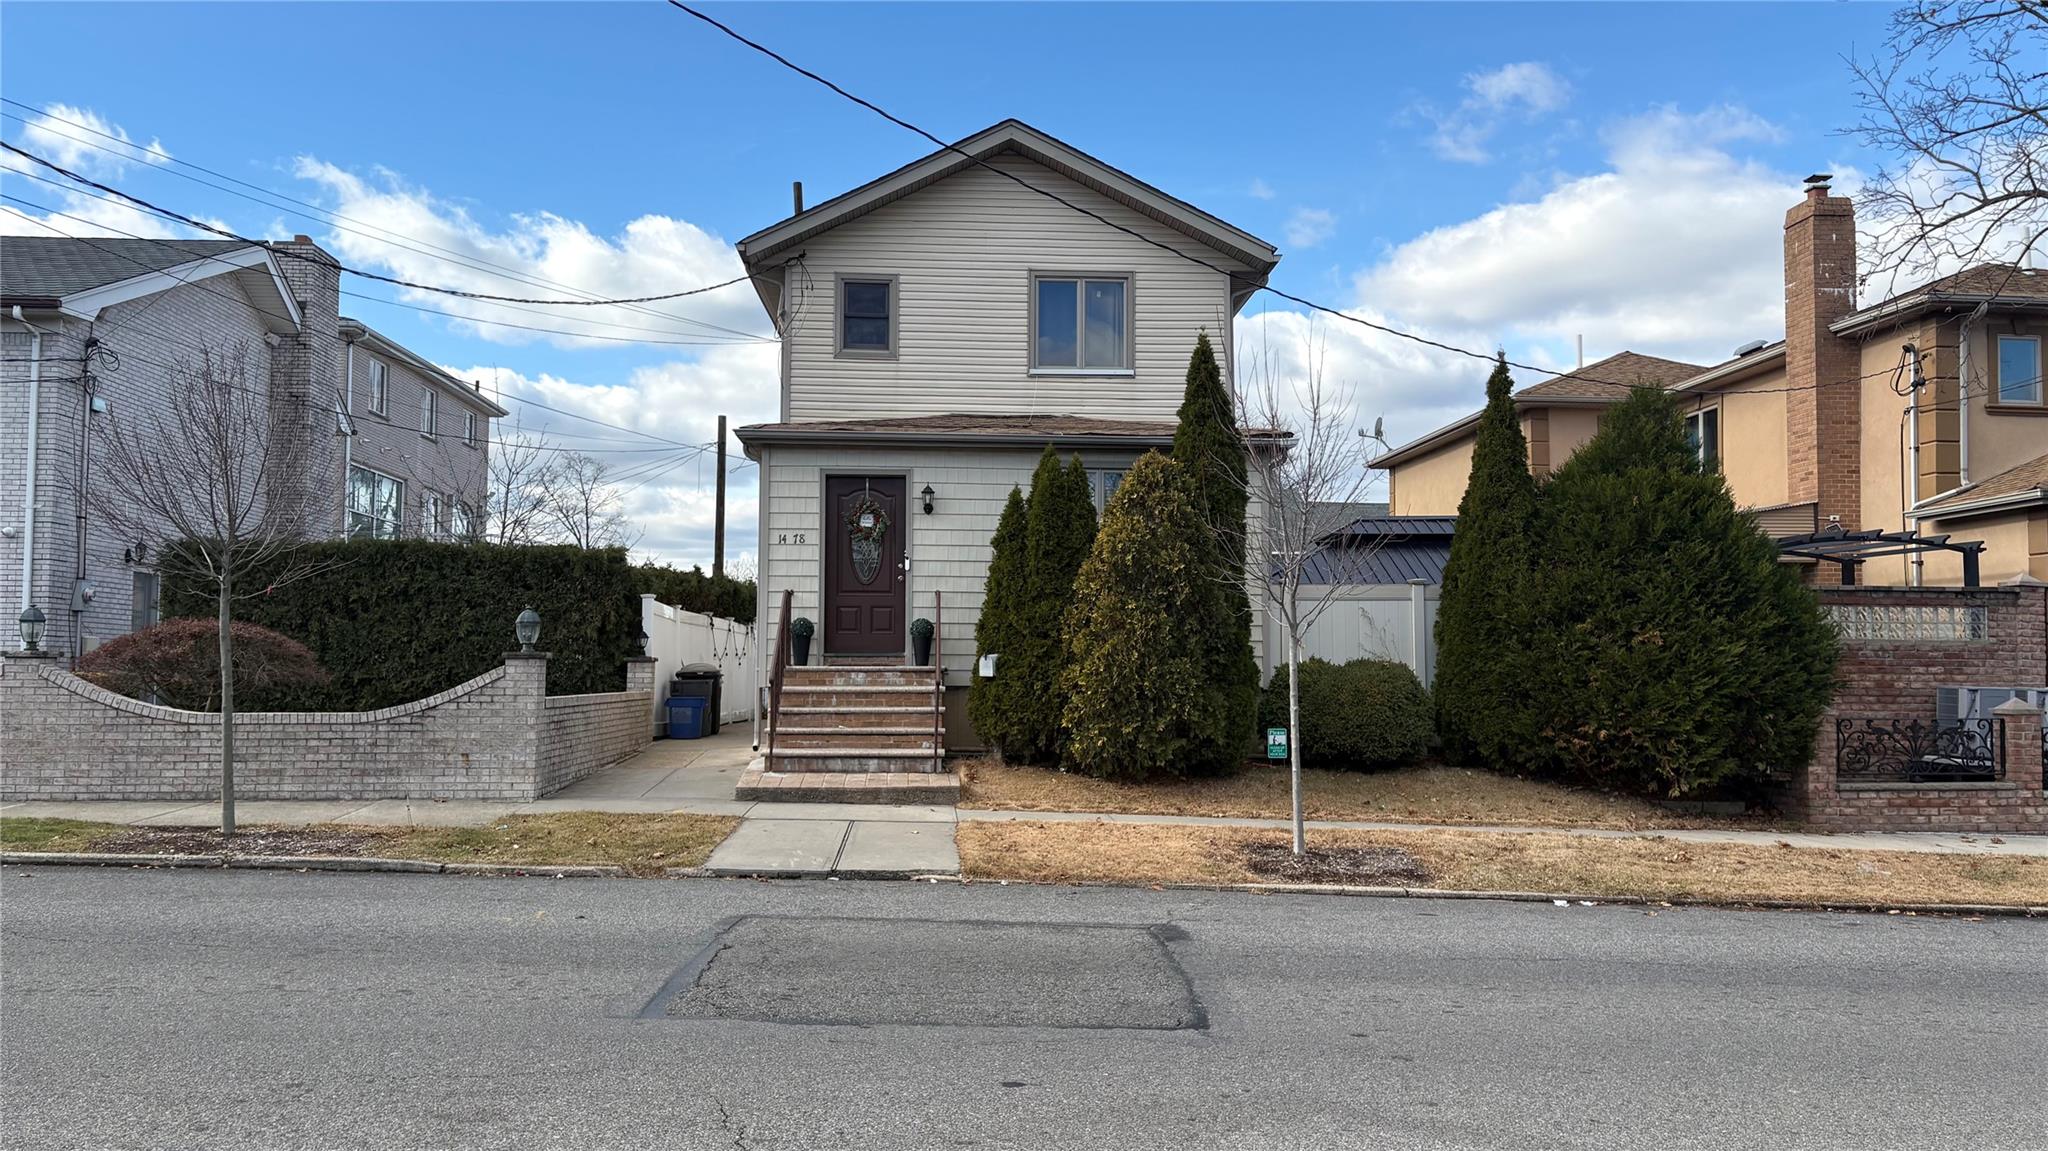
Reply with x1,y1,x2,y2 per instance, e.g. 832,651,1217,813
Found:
90,343,328,835
544,451,641,550
479,422,562,546
1233,325,1389,855
1850,1,2048,291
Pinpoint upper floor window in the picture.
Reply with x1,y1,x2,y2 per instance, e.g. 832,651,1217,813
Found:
1033,275,1129,372
837,276,896,357
347,467,403,540
1995,334,2042,405
464,410,478,447
1684,407,1720,470
420,388,437,438
1088,469,1125,513
366,358,389,415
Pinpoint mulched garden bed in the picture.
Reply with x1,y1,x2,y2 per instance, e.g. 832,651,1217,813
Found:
1239,842,1432,886
90,827,394,857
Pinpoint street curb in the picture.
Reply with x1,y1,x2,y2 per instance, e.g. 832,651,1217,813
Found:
2,851,225,868
441,863,627,878
912,875,2048,918
1,851,623,877
228,855,443,874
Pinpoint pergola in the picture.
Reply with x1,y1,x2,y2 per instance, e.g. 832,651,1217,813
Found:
1776,525,1987,587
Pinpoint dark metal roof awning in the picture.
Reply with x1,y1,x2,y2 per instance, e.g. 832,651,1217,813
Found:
1776,526,1987,587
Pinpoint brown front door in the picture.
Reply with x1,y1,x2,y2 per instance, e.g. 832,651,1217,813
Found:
824,475,906,657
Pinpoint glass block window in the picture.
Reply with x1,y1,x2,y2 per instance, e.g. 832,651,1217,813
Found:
1824,603,1988,642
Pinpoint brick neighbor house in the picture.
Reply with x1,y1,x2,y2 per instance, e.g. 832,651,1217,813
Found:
1,235,507,660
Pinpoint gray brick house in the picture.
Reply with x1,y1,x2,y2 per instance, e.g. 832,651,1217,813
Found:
1,235,506,659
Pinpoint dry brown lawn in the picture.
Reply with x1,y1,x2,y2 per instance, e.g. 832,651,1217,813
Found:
0,813,740,878
960,759,1770,830
955,820,2048,908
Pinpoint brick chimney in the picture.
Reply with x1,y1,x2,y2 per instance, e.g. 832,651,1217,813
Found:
1783,176,1862,539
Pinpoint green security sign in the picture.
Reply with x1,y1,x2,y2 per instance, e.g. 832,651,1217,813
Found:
1267,727,1289,760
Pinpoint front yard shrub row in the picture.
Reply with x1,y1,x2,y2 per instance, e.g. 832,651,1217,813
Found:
1431,382,1838,798
1259,658,1433,772
74,619,330,712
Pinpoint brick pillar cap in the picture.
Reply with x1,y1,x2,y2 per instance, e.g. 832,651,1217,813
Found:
504,650,552,661
4,649,58,661
1997,573,2048,587
625,655,658,664
1990,697,2044,717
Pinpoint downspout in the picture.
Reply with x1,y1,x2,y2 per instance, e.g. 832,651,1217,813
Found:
341,332,355,538
1959,305,1985,487
73,331,94,660
1903,342,1920,586
11,307,44,629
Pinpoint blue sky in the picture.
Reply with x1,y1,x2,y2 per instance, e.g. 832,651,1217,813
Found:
1,2,1902,565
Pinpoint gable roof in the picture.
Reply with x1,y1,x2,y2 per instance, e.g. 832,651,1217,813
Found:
736,119,1280,280
1372,351,1707,468
1834,263,2048,335
1912,451,2048,519
338,317,510,418
0,236,300,332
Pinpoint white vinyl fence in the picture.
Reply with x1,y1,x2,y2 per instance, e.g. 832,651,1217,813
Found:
640,594,759,735
1260,579,1439,686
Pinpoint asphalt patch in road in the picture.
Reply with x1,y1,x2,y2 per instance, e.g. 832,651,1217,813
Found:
647,915,1207,1030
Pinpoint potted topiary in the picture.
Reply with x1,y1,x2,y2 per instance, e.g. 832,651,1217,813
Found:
909,617,935,666
789,616,814,666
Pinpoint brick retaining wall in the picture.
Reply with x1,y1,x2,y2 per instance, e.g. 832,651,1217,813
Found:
0,652,655,802
1784,579,2047,832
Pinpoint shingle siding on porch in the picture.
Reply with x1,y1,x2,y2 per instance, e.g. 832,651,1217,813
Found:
783,154,1247,422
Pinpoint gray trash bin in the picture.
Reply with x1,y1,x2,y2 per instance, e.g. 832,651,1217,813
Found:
670,664,722,735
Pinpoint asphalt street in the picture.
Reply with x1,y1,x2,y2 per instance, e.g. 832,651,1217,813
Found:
1,868,2041,1150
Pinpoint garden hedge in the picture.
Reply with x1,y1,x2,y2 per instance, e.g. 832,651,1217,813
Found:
161,539,643,709
1260,658,1433,771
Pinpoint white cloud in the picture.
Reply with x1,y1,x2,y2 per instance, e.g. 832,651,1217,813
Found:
1426,61,1572,164
1249,105,1814,452
1249,178,1276,201
18,103,172,174
292,158,774,351
1,104,193,240
1283,207,1337,249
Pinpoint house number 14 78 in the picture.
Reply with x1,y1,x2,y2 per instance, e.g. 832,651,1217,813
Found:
776,533,807,545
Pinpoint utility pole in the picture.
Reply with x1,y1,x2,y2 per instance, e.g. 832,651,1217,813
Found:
713,413,727,580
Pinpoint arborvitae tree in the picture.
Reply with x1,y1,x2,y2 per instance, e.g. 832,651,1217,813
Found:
969,486,1030,757
1525,387,1837,796
1004,447,1099,762
1432,354,1539,763
1060,452,1235,781
1171,331,1259,768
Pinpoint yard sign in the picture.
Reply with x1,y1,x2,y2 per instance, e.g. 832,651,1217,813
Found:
1267,727,1288,761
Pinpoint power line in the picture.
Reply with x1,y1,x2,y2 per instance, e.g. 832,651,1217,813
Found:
3,139,775,312
2,99,775,341
2,202,725,452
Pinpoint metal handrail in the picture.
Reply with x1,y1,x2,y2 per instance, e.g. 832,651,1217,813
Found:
766,588,792,769
931,590,944,766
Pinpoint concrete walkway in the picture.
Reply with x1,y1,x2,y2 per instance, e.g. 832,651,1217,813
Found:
6,728,2044,868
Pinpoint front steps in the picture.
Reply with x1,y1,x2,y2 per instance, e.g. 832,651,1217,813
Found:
747,664,948,803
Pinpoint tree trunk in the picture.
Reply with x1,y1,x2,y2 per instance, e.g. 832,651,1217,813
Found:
218,572,236,837
1286,617,1303,856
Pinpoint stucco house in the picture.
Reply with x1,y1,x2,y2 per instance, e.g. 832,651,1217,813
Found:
734,119,1280,759
1374,178,2048,587
2,235,504,660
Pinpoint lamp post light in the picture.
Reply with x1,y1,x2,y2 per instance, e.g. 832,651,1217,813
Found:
920,484,936,515
18,605,46,653
637,626,651,655
515,606,541,652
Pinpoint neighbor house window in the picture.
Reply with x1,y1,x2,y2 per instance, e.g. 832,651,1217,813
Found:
366,358,389,415
347,466,404,540
837,277,896,356
130,571,159,633
450,500,473,540
424,491,446,539
1033,275,1129,371
1088,469,1125,513
1684,407,1720,470
420,388,437,438
1996,334,2042,404
464,410,478,446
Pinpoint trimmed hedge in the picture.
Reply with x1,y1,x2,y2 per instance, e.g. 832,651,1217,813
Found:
1260,658,1433,772
636,562,756,622
161,539,642,710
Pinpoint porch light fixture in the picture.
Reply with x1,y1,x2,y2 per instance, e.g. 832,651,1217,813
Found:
637,626,651,655
18,604,46,652
920,484,935,515
515,606,541,652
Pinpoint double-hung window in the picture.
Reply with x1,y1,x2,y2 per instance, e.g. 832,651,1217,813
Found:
464,410,478,447
366,358,389,416
451,500,473,540
347,467,404,540
837,276,896,356
1033,274,1130,372
420,388,437,438
1684,407,1721,470
1995,334,2042,405
1088,469,1126,513
424,491,446,539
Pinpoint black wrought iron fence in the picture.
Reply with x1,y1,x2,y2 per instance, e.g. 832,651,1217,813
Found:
1835,717,2005,785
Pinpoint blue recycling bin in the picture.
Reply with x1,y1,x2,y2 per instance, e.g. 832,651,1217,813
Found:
666,695,709,740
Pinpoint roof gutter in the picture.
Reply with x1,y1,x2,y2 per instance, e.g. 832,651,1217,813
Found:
734,426,1181,460
1832,292,2048,337
1372,394,1615,468
1910,485,2047,521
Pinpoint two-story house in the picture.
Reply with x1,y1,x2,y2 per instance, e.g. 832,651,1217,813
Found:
734,120,1280,742
2,234,504,660
1374,178,2048,587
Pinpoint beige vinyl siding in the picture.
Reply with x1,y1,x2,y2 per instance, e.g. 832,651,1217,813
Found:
757,441,1265,681
783,155,1246,422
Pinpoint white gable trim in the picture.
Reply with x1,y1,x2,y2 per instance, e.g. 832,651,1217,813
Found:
61,245,302,334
